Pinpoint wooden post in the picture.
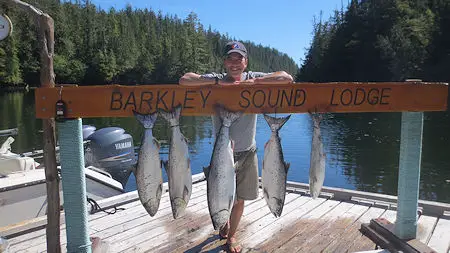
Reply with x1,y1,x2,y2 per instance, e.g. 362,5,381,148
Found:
0,0,60,252
57,119,91,253
395,111,424,239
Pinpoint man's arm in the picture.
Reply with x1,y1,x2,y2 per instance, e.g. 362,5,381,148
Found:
179,72,215,86
253,71,293,84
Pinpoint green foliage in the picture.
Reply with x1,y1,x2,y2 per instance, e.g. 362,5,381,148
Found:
0,1,297,86
0,36,22,85
298,0,448,83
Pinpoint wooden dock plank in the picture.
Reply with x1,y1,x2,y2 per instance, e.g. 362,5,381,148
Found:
15,190,191,252
243,197,334,252
90,185,209,250
9,191,167,253
5,180,448,253
91,184,207,232
109,188,262,253
274,201,356,252
6,180,189,246
152,193,304,253
323,206,385,253
112,196,212,252
347,208,397,252
9,183,207,252
416,215,438,244
427,216,450,253
294,202,370,252
119,192,279,253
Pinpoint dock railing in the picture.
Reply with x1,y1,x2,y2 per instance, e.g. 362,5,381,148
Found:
34,80,449,251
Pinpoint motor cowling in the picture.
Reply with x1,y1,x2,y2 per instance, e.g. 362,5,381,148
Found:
84,126,136,187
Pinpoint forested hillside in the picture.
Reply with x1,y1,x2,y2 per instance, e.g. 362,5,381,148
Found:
0,0,298,86
298,0,450,82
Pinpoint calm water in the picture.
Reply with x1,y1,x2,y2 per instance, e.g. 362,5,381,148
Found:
1,91,449,203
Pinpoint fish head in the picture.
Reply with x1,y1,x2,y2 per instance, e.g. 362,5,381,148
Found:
171,197,188,219
143,197,161,217
211,210,230,230
264,194,284,218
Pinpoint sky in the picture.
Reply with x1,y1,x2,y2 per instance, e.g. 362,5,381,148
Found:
91,0,348,66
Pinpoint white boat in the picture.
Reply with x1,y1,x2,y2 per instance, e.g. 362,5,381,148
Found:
0,137,125,228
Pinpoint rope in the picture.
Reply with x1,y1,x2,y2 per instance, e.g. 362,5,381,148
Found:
86,197,125,215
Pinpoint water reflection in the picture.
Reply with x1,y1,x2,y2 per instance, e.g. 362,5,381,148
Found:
0,91,448,203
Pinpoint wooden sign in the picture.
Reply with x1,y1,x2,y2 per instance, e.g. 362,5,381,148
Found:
34,82,448,119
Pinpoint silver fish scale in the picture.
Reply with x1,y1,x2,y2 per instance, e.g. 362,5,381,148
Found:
206,109,240,230
136,130,163,216
262,131,287,217
309,115,326,199
208,125,235,224
166,121,192,218
261,114,290,218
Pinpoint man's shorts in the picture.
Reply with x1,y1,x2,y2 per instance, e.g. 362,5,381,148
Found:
234,146,259,200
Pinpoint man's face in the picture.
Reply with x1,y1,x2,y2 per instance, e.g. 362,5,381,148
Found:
224,52,248,79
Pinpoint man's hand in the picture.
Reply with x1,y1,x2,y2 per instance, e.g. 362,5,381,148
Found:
254,71,294,84
179,72,214,86
235,79,255,85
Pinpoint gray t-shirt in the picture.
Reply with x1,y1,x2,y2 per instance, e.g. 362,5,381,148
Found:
201,71,268,152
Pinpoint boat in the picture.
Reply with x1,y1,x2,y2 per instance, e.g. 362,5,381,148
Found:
82,125,137,187
0,136,125,228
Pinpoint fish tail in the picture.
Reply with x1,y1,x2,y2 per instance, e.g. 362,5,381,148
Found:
159,104,182,123
215,104,242,125
263,114,291,132
133,110,158,129
310,113,323,128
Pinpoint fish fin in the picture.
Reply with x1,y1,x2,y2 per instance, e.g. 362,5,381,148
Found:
173,104,182,119
187,158,191,171
284,162,290,172
263,114,291,132
229,196,234,211
183,185,190,202
158,104,182,126
133,110,158,129
263,187,269,201
234,161,239,172
203,165,210,178
214,104,242,125
157,183,163,202
153,138,161,149
162,160,169,172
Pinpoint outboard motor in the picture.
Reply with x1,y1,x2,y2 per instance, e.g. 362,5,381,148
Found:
84,127,136,187
82,125,96,140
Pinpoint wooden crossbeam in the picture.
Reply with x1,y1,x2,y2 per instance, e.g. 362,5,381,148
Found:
360,218,438,253
35,82,448,119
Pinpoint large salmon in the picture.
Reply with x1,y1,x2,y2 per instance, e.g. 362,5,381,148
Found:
159,105,192,219
262,114,291,217
204,105,242,230
134,111,163,216
309,114,326,199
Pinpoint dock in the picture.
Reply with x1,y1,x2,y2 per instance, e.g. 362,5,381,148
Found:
2,176,449,253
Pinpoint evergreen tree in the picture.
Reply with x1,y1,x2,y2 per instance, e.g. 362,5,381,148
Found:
1,1,297,86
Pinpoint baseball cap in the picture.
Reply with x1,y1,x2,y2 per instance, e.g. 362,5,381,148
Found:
224,41,247,58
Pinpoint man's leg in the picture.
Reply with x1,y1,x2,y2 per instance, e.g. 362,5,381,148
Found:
226,147,259,252
227,199,244,252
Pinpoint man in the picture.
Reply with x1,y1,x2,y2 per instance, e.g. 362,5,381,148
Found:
179,41,293,253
